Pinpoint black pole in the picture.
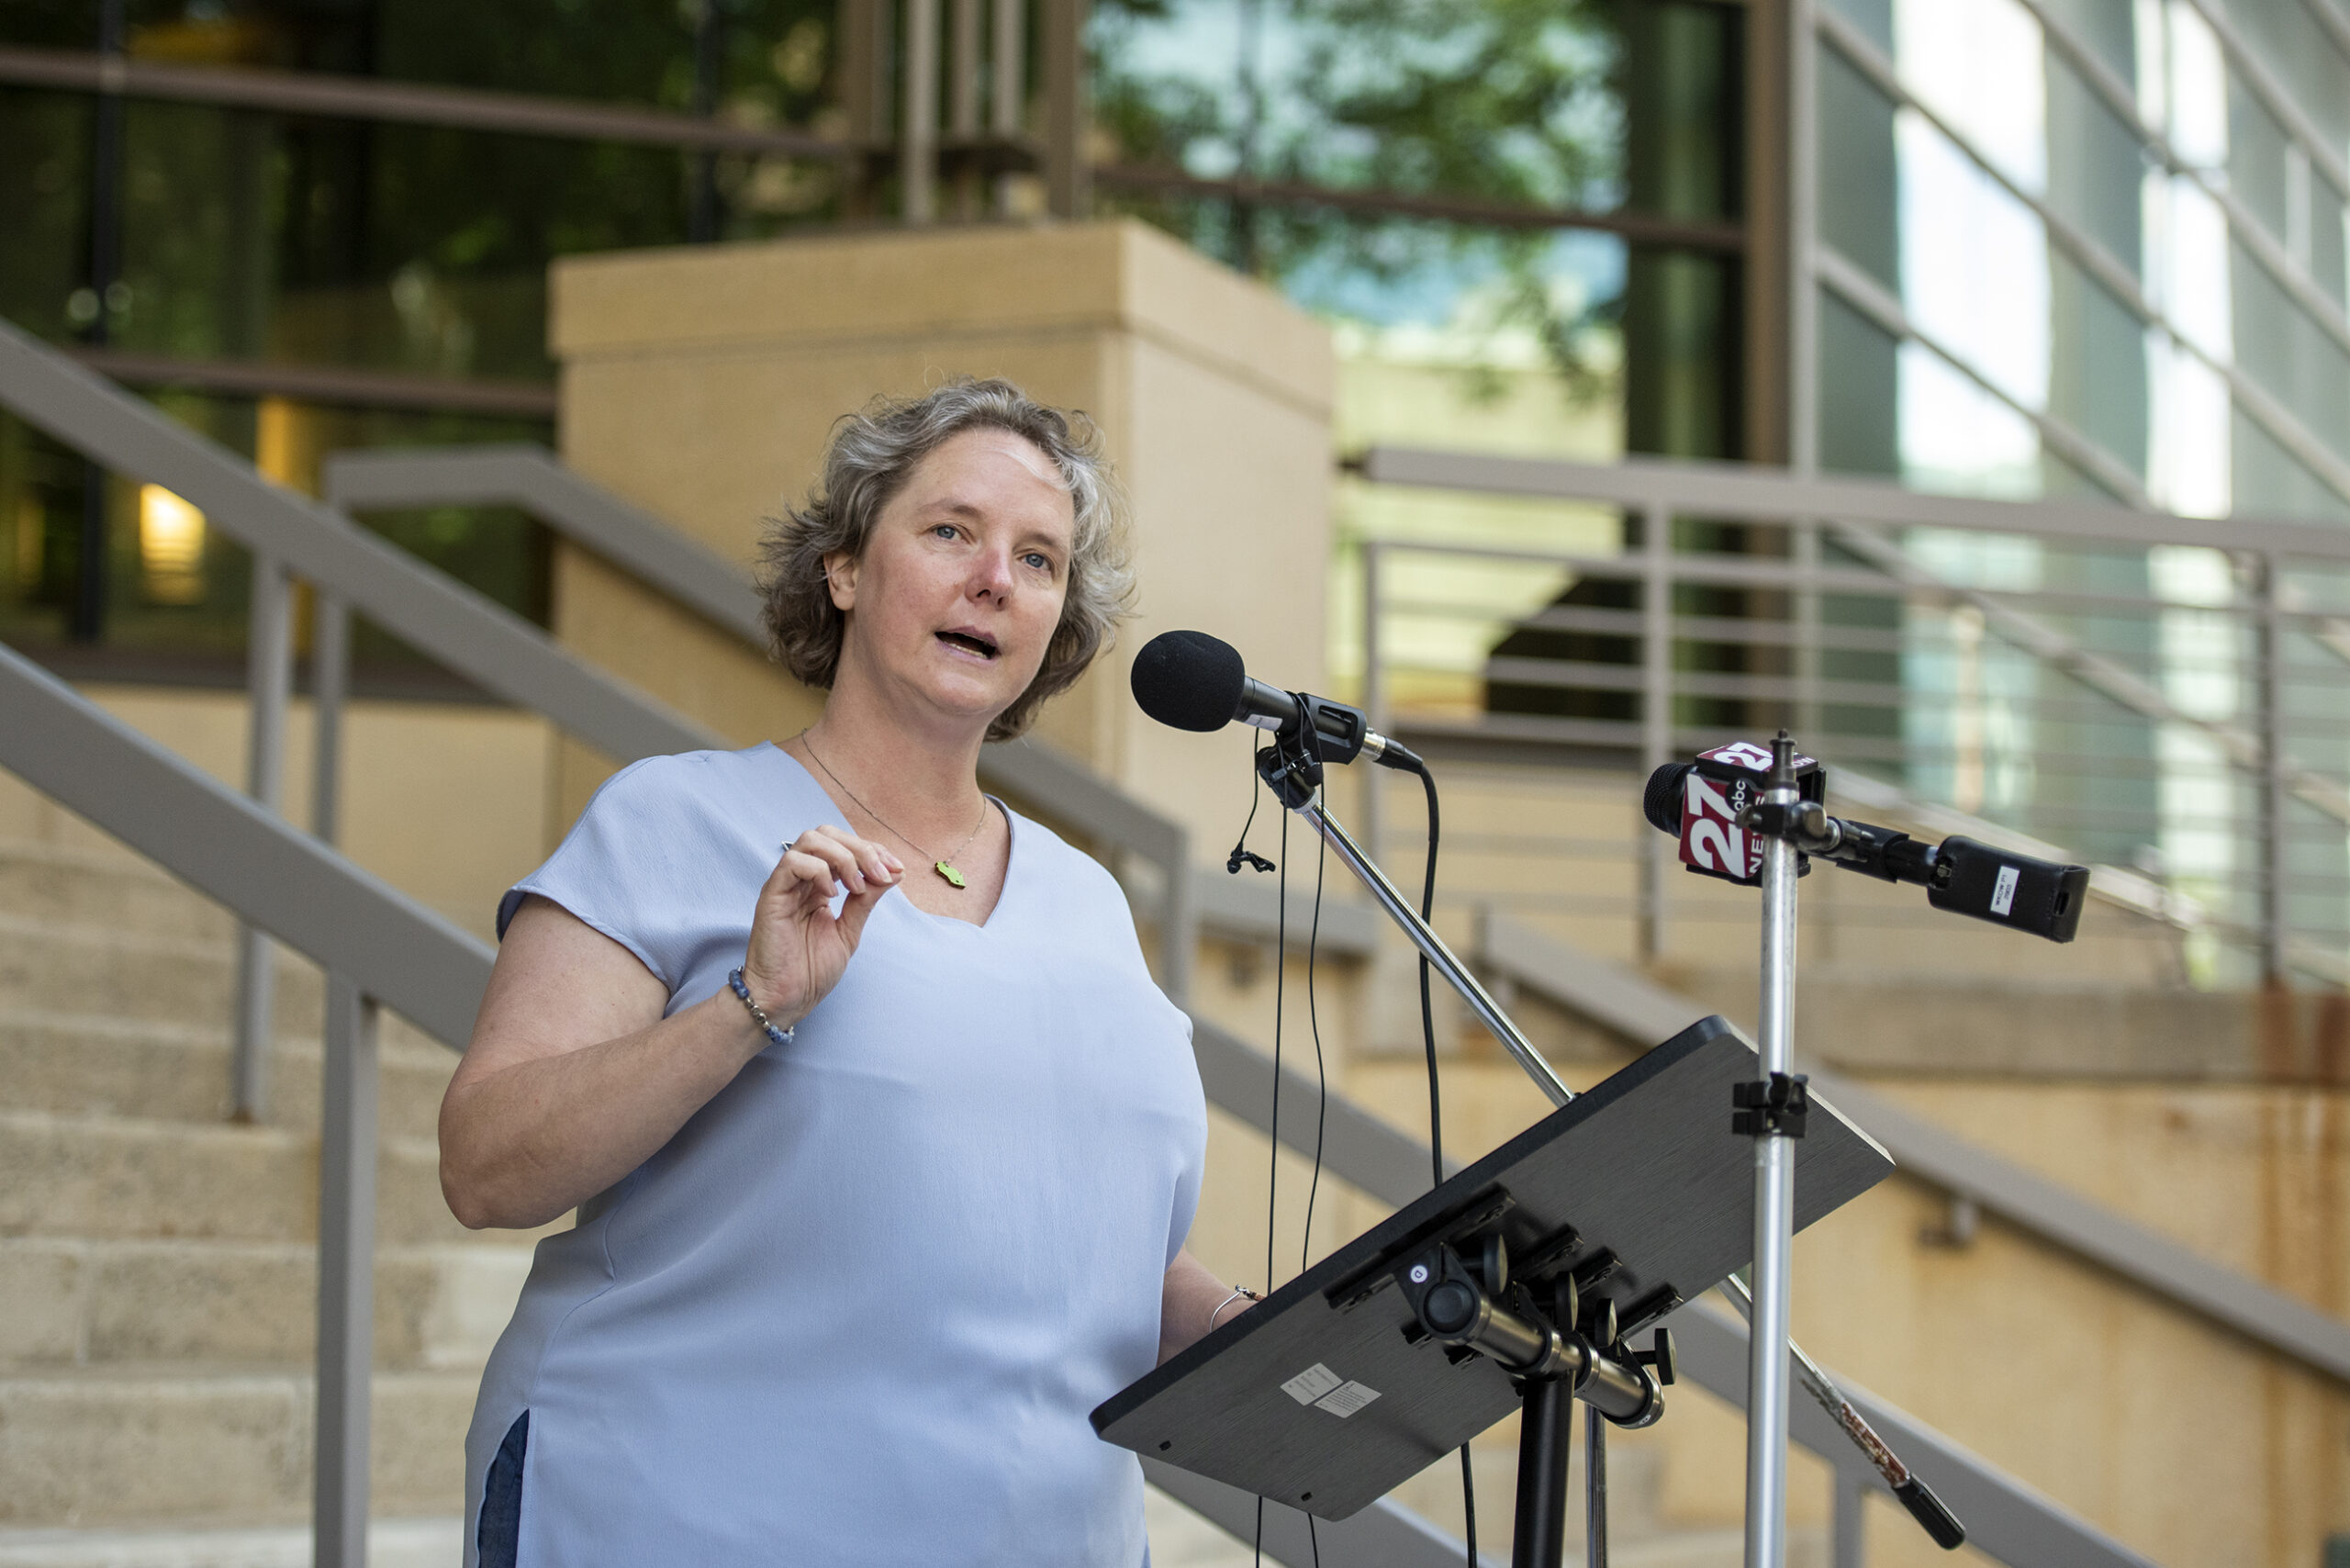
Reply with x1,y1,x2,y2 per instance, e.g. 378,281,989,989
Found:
75,0,127,644
1510,1373,1574,1568
688,0,724,241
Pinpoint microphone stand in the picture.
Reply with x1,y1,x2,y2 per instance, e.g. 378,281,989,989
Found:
1743,735,1802,1568
1250,720,1965,1560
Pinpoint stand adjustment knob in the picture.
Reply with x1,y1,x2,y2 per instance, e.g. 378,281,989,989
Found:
1633,1327,1676,1386
1422,1280,1480,1336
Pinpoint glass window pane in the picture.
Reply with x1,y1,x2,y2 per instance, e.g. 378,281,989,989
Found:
2315,174,2349,311
2046,51,2144,279
2232,240,2350,466
2232,405,2350,523
1818,286,1899,476
1818,42,1900,292
2038,0,2136,85
1093,0,1626,213
2226,69,2291,246
2048,248,2149,479
0,88,90,343
1823,0,1894,57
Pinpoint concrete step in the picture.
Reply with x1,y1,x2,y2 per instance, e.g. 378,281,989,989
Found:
0,840,239,946
0,1110,464,1249
0,1008,454,1141
0,1368,477,1529
0,914,327,1034
0,1237,534,1376
0,1518,459,1568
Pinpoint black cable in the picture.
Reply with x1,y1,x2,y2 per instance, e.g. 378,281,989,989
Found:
1302,828,1327,1274
1266,785,1288,1298
1405,761,1475,1568
1257,752,1289,1568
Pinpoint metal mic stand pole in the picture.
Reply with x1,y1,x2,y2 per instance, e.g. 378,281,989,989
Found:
1742,734,1804,1568
1251,726,1965,1554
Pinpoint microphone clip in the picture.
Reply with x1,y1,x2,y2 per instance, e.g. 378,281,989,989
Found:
1226,847,1276,876
1255,701,1327,810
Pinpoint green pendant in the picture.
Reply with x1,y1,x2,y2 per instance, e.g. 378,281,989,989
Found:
934,860,968,889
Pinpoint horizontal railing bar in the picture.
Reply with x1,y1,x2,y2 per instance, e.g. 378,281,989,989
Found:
1360,448,2350,563
0,320,721,766
1095,162,1747,252
1210,916,2172,1565
326,446,765,641
0,602,2178,1568
0,42,853,158
0,641,493,1047
1671,1304,2160,1568
67,346,558,418
1475,913,2350,1385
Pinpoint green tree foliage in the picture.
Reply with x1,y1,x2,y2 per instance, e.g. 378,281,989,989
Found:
1093,0,1628,393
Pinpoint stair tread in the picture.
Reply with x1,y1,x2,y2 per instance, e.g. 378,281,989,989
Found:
0,1518,462,1568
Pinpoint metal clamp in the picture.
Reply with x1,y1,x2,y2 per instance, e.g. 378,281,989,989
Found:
1732,1073,1809,1139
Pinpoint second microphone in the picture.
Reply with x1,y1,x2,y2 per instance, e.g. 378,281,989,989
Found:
1131,629,1424,772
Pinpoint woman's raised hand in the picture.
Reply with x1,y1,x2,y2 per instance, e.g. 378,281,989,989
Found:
738,825,902,1035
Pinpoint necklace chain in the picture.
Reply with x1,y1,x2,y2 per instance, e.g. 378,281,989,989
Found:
799,734,990,888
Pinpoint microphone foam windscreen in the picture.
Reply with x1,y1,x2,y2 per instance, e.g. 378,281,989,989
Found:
1642,762,1692,836
1131,630,1248,732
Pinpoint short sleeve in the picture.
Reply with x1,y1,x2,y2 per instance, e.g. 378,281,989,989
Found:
498,755,722,992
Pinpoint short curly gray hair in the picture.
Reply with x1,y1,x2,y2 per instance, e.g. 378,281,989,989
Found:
758,378,1135,742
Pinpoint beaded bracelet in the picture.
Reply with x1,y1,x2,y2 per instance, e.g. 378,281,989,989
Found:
728,967,796,1049
1207,1285,1264,1333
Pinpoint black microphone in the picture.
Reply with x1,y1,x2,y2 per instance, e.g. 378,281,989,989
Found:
1642,752,2088,943
1131,630,1424,771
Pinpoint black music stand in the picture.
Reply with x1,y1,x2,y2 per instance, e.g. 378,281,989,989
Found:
1091,1015,1895,1562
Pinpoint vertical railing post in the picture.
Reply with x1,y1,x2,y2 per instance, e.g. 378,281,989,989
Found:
1042,0,1091,218
990,0,1025,214
314,973,379,1568
901,0,940,223
1794,521,1822,742
948,0,982,217
2255,551,2287,979
1361,541,1385,862
1786,0,1819,476
312,590,350,846
1639,502,1674,963
1830,1463,1868,1568
233,553,292,1121
1161,829,1195,1007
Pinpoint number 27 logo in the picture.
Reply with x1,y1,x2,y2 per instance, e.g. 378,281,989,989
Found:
1682,773,1756,879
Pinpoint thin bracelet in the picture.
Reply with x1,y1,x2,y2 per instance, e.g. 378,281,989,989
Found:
1207,1286,1263,1334
728,967,796,1049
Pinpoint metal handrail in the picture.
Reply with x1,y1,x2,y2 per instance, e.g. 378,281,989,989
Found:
0,325,2190,1566
0,637,2160,1566
1354,442,2350,981
0,640,492,1568
1473,912,2350,1387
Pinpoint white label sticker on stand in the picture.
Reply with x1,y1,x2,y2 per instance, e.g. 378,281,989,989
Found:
1315,1381,1382,1418
1990,865,2020,916
1281,1363,1344,1405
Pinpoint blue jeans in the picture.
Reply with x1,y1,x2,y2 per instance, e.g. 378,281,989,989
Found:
477,1411,529,1568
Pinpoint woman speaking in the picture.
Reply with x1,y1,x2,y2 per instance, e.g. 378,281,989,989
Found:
442,381,1244,1565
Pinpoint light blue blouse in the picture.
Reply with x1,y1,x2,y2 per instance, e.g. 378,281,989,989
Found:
461,743,1208,1567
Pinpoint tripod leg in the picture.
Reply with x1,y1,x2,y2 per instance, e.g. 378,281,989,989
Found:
1585,1403,1609,1568
1510,1376,1573,1568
